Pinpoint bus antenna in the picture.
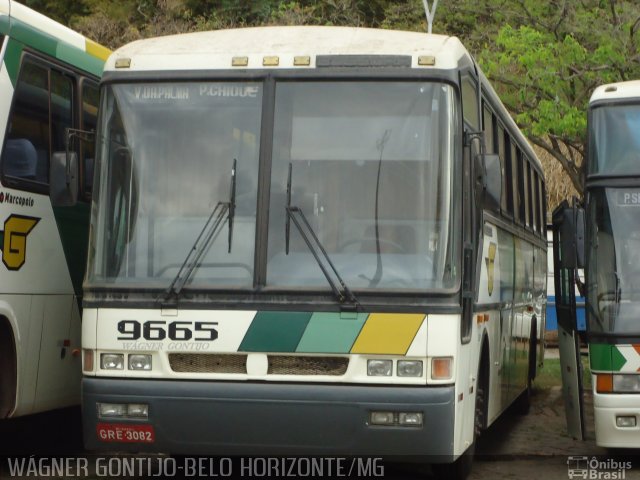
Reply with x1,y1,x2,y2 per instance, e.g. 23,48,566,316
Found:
422,0,439,34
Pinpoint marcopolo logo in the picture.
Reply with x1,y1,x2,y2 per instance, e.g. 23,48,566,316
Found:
0,214,40,270
567,456,632,479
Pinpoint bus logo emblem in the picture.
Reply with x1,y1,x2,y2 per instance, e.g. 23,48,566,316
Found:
0,214,40,270
485,242,497,296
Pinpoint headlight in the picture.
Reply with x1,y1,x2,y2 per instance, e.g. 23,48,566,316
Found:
367,359,392,376
129,354,152,371
100,353,124,370
397,360,423,377
613,374,640,393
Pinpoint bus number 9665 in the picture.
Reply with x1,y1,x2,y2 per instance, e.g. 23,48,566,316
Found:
117,320,218,341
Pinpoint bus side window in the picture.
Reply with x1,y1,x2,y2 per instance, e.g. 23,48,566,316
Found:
1,61,50,186
50,69,74,181
1,59,75,193
497,123,506,213
81,80,99,199
504,134,514,218
461,77,479,131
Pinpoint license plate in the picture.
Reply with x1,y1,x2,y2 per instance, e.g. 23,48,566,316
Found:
97,423,155,443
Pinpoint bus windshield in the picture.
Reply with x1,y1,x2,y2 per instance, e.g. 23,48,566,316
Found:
589,104,640,175
87,80,459,292
587,188,640,334
267,82,458,290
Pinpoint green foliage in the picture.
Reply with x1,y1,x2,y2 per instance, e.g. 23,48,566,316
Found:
478,1,640,192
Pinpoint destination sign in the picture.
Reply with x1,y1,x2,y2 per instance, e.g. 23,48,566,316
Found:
131,84,261,102
618,190,640,206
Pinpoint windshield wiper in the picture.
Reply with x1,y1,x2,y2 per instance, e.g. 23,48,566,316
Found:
162,159,237,304
285,163,360,309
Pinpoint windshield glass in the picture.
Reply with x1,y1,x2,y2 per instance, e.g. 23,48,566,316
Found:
87,82,262,287
266,82,459,290
589,104,640,175
587,187,640,334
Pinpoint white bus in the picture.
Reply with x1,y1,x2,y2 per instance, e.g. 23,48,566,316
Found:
82,26,546,478
0,0,109,418
555,80,640,447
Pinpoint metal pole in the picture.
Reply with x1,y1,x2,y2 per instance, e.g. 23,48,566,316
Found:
422,0,439,34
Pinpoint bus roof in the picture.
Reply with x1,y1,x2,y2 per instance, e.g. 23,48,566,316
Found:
590,80,640,104
106,26,471,71
0,0,110,64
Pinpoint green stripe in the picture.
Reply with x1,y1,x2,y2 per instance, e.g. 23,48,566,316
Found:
56,42,104,78
0,15,9,35
9,19,103,78
10,20,57,58
296,312,367,353
3,38,22,86
239,311,312,352
590,344,627,372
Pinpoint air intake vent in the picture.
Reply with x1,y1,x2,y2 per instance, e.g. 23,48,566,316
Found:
169,353,247,373
267,355,348,376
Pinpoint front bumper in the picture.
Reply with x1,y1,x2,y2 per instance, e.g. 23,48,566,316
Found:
83,377,455,457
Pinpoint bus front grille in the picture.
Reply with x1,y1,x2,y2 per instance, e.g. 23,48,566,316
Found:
169,353,247,373
168,353,349,376
267,355,348,376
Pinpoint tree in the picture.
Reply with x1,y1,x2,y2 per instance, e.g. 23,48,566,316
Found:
477,1,640,193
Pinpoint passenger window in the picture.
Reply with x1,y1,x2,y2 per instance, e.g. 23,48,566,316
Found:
483,105,494,153
81,81,99,198
461,77,479,130
1,59,75,192
504,135,514,217
522,158,530,228
2,62,51,186
498,124,506,212
531,168,538,233
50,69,74,174
515,147,523,224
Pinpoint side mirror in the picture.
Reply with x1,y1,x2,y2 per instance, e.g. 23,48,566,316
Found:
558,204,585,269
476,153,501,210
50,151,78,207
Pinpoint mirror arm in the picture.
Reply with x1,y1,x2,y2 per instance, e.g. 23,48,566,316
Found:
64,127,95,186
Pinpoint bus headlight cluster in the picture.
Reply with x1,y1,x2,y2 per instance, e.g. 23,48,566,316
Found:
129,354,152,371
367,359,423,377
98,402,149,419
611,374,640,393
100,353,152,371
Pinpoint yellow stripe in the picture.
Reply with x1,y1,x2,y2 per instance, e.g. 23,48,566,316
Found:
350,313,425,355
85,39,111,61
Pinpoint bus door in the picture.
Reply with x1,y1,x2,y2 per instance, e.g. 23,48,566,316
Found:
552,200,585,440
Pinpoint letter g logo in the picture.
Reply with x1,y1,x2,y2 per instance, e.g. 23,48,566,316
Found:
0,214,39,270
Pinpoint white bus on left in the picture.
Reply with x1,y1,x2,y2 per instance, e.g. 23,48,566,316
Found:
0,0,109,418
